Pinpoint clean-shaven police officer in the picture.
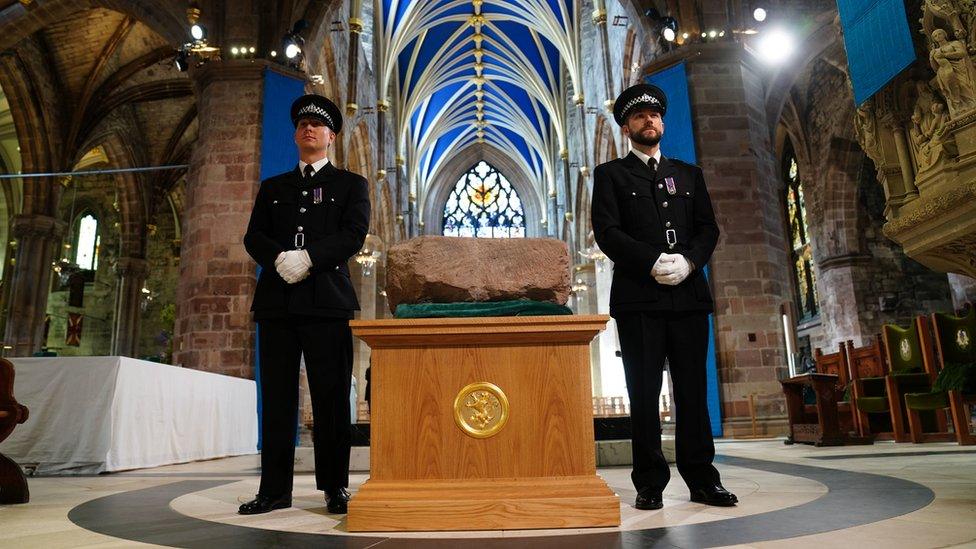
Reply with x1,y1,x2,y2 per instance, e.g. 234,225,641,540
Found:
240,94,370,515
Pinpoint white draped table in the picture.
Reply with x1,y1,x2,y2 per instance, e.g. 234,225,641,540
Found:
0,357,257,474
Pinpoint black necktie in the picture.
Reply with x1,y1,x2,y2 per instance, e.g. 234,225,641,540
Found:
303,164,315,180
647,157,657,180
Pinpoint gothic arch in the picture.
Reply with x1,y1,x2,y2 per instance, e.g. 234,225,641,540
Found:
421,144,544,238
0,40,64,216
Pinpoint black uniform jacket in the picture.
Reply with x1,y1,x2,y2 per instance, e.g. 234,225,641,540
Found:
591,152,719,316
244,162,370,320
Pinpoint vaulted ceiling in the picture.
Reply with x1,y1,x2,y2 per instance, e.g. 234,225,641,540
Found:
375,0,585,203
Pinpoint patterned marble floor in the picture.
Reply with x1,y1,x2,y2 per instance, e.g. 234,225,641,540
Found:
1,439,974,548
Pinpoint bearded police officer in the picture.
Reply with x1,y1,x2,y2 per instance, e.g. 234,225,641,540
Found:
239,94,370,515
591,84,736,510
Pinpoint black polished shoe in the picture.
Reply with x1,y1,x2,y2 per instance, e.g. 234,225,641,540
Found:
634,489,663,510
325,487,350,514
689,484,738,506
238,493,292,515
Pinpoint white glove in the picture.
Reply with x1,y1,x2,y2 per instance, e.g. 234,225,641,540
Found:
650,253,676,277
654,253,693,286
276,250,312,284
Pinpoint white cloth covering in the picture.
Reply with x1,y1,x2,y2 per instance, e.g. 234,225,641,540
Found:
0,357,257,475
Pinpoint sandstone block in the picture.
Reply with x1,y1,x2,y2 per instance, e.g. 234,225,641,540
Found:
385,236,571,313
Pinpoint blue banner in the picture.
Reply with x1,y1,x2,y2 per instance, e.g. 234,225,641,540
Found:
256,68,305,449
646,62,698,165
837,0,916,105
646,63,722,437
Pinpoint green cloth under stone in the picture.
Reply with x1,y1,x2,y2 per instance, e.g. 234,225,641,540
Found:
394,300,573,318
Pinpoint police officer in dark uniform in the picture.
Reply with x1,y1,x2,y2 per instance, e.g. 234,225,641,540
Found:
239,94,370,515
591,83,736,510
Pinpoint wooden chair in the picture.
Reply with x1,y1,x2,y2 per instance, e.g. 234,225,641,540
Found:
847,337,895,441
881,316,947,442
0,358,30,504
904,307,976,445
781,343,869,446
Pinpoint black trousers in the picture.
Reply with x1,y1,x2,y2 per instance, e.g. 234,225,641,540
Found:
615,311,720,494
257,316,352,497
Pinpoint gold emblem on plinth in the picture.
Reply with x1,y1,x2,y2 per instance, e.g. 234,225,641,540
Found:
454,382,509,438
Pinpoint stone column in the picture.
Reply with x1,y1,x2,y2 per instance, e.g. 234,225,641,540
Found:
173,60,267,377
110,257,149,357
349,254,377,420
815,254,875,348
948,273,976,310
572,263,602,396
592,4,616,108
683,44,795,436
594,256,626,399
3,214,66,356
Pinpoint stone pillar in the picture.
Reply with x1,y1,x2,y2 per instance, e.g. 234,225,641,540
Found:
592,4,615,107
948,273,976,310
110,257,149,357
684,45,795,436
173,61,267,377
349,250,378,420
3,214,66,356
572,263,602,397
816,255,875,348
594,256,626,399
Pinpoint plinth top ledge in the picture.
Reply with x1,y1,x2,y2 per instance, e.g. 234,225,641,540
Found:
350,314,610,347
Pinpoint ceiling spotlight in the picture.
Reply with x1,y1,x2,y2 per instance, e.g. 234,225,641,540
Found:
270,50,277,57
282,19,308,64
190,23,206,41
682,32,689,39
284,42,301,59
249,46,255,54
719,30,726,37
708,29,718,38
174,49,189,71
755,28,795,64
660,16,678,42
231,46,239,55
753,8,767,22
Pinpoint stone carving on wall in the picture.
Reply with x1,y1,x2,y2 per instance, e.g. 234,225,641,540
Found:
857,0,976,277
928,28,976,114
923,0,976,50
855,99,884,166
910,81,950,170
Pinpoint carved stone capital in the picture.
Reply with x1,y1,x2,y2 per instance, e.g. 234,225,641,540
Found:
11,214,66,240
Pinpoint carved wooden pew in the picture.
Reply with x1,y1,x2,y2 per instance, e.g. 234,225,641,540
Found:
781,343,870,446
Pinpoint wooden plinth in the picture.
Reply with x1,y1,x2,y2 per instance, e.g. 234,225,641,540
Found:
348,315,620,532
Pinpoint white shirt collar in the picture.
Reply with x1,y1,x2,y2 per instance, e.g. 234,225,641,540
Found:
298,157,330,176
630,147,662,167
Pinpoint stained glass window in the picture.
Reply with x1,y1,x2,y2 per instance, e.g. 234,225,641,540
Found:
75,214,99,271
443,161,525,238
784,147,818,320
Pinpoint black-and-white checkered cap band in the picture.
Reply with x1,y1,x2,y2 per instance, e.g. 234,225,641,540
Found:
621,93,662,117
297,104,334,128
